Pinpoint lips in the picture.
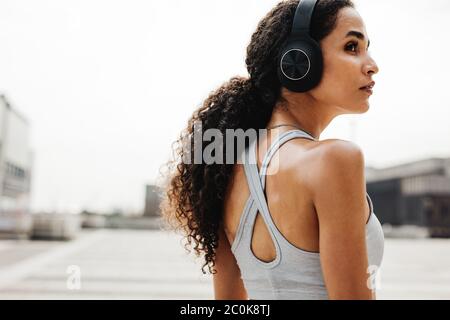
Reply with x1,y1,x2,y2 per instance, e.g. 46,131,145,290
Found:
359,81,375,90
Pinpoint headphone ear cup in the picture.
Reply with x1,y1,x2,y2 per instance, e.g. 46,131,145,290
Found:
278,37,323,92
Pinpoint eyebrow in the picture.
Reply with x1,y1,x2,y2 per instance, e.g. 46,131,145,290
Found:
345,30,370,48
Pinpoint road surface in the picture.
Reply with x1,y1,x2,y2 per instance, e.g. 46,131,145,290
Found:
0,229,449,299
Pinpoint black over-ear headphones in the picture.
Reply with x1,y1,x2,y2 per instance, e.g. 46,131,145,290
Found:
278,0,323,92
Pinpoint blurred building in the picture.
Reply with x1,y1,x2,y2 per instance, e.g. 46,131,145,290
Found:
0,94,33,236
366,157,450,237
144,184,162,217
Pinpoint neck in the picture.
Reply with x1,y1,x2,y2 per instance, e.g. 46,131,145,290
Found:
267,89,342,140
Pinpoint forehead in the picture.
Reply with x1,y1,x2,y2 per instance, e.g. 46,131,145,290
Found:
329,7,367,40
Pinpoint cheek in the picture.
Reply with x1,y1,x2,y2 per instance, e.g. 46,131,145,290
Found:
313,57,360,100
312,68,349,102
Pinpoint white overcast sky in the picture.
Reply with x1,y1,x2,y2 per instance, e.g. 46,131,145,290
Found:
1,0,449,214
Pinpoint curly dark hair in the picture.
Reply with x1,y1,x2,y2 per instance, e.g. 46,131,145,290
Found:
161,0,355,274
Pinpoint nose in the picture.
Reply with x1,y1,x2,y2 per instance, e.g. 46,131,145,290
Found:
363,54,379,76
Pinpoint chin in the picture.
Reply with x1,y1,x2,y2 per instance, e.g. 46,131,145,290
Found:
359,102,370,112
356,98,370,111
363,101,371,111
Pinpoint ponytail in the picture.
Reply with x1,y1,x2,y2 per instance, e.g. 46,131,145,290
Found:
161,75,275,274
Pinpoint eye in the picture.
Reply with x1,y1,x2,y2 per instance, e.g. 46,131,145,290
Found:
345,41,358,53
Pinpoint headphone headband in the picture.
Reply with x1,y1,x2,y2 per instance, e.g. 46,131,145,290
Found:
291,0,318,36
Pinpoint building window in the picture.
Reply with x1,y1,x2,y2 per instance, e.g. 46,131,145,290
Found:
4,162,26,179
442,205,449,220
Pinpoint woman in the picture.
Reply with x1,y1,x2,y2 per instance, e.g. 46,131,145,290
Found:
162,0,384,300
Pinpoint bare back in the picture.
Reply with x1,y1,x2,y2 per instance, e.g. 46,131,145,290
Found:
222,129,338,263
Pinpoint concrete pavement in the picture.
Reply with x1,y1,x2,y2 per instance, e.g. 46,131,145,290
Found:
0,229,449,299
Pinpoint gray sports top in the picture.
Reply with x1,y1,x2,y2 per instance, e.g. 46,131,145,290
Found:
231,129,385,300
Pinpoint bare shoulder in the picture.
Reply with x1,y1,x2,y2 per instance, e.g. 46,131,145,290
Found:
284,138,367,220
304,138,368,221
287,138,365,189
308,138,365,195
313,138,365,173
